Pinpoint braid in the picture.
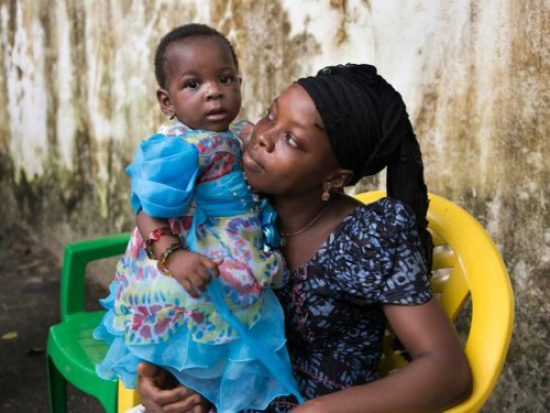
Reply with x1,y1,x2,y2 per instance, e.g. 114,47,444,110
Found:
298,64,433,268
387,125,433,269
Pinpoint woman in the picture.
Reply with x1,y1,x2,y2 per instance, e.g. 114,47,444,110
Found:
136,64,472,413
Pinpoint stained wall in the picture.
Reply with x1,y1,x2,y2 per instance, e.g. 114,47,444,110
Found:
1,1,548,411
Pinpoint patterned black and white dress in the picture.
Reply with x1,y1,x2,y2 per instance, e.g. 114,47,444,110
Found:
244,197,432,413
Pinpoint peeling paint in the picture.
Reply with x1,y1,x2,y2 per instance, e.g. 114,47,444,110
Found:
0,1,549,411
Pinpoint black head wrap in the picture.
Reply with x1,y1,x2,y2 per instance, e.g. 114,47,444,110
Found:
297,64,432,267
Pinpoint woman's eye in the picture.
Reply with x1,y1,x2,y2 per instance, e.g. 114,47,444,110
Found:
185,80,199,89
285,134,298,148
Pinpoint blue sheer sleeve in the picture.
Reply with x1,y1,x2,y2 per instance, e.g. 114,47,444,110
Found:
126,133,199,218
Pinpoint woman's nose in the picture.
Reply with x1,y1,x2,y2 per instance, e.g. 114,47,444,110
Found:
255,127,275,152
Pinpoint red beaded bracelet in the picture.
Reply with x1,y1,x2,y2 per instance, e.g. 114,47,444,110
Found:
145,226,179,260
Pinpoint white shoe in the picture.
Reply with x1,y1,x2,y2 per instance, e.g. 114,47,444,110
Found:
125,404,146,413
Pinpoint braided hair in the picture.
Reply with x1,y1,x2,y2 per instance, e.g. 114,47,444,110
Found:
154,23,239,89
297,64,433,268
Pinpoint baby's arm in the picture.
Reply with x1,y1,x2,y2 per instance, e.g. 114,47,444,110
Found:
136,211,222,299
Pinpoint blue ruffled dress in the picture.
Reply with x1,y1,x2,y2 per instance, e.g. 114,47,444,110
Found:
93,121,302,412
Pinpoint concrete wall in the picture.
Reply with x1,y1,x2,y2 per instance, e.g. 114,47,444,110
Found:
1,1,548,411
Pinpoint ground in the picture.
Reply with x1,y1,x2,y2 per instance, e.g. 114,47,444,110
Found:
0,226,109,413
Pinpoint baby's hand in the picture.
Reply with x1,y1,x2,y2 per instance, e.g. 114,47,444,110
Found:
164,250,223,299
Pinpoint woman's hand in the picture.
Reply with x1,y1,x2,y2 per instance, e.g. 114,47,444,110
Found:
137,362,211,413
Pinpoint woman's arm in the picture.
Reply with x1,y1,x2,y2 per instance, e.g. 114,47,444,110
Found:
293,298,472,413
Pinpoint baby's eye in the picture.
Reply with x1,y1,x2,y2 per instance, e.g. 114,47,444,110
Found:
284,133,298,148
185,80,199,89
219,75,233,84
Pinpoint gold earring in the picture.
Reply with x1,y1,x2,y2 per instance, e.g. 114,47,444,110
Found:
322,191,331,202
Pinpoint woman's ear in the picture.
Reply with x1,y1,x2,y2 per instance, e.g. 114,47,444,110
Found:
156,88,175,119
325,168,354,191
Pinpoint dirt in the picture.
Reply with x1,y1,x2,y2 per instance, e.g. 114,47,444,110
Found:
0,225,109,413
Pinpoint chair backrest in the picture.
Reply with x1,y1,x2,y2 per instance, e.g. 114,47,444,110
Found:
354,191,514,413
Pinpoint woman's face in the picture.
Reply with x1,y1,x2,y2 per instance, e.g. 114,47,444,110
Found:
243,83,339,197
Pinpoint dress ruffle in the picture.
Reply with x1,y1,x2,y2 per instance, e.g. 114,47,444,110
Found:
94,285,295,412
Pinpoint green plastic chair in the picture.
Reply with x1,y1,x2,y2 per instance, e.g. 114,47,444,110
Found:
46,233,131,413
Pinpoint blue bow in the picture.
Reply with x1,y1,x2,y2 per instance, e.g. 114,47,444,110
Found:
259,198,281,250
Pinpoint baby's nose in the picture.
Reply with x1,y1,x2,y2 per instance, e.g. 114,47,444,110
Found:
206,82,223,99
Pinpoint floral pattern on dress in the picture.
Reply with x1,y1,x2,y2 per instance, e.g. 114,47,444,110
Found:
243,197,432,413
107,121,284,345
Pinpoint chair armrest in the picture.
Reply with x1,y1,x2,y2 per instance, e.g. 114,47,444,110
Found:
61,232,131,321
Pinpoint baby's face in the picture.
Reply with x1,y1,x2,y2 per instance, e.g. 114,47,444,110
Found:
159,37,241,132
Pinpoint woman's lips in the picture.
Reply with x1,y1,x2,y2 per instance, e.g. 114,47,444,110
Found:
242,150,264,173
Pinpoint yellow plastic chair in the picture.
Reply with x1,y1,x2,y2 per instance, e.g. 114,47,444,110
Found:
120,191,515,413
354,191,514,413
118,381,141,412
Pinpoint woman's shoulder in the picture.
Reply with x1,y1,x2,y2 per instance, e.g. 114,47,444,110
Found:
314,197,418,268
311,196,430,304
341,196,417,241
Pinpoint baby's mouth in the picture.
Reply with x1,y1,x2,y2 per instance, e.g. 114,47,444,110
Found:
205,108,229,122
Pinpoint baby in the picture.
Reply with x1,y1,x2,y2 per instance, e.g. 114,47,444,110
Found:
93,23,302,413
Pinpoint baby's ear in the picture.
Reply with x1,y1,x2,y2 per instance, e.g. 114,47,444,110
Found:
238,76,243,86
156,88,175,119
